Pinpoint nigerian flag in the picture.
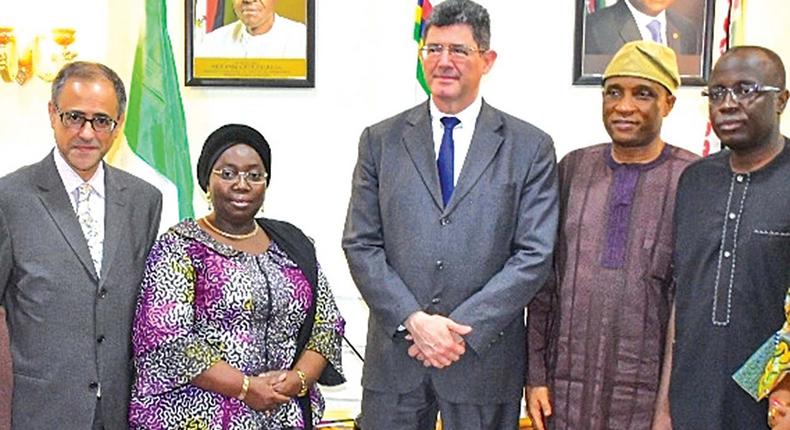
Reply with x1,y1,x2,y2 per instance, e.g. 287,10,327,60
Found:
414,0,433,95
123,0,194,221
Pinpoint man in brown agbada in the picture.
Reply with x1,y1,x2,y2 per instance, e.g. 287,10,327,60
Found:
526,40,697,430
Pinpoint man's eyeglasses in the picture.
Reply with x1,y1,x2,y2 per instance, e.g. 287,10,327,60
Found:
701,83,782,105
419,43,486,60
55,107,118,133
212,167,268,185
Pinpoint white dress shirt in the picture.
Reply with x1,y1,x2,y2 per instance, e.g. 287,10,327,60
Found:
429,95,483,186
53,149,106,248
626,0,668,45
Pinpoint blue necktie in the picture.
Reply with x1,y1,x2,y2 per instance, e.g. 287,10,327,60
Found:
438,116,460,207
647,20,662,43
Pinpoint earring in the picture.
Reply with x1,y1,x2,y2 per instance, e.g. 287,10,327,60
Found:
205,190,212,211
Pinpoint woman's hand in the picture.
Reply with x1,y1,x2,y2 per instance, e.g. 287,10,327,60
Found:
769,377,790,429
243,371,290,411
272,370,304,398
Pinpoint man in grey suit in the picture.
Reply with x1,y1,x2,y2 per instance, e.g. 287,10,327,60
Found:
0,62,162,429
342,1,558,428
585,0,701,56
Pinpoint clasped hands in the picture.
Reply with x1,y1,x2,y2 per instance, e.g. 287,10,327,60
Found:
404,311,472,368
241,370,303,412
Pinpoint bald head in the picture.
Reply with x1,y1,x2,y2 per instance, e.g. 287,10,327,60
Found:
717,46,786,89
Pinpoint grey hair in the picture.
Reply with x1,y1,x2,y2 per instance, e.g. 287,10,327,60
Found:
424,0,491,50
50,61,127,117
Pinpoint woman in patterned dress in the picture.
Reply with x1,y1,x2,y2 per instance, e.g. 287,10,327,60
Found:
734,285,790,429
129,124,345,429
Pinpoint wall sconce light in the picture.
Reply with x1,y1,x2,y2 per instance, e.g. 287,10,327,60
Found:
0,27,77,85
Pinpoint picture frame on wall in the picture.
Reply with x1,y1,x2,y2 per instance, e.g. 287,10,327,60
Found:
573,0,714,86
186,0,315,87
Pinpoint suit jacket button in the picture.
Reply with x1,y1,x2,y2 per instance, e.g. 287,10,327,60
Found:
98,288,107,298
97,335,105,344
440,217,451,226
435,260,444,270
431,297,441,305
88,381,98,390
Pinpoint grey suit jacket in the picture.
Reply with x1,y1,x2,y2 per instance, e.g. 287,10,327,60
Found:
585,0,701,55
0,152,162,429
342,101,558,403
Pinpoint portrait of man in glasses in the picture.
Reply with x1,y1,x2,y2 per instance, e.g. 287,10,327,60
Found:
664,46,790,429
0,61,162,429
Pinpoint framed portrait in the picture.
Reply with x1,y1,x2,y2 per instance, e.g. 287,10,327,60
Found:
573,0,714,86
186,0,315,87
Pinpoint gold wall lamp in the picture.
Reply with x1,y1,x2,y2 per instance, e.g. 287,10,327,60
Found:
0,27,77,85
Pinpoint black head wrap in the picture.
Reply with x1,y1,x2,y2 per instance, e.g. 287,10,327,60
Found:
196,124,271,192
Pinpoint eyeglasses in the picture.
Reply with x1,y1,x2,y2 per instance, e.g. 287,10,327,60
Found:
701,83,782,105
419,43,486,60
55,107,118,133
212,167,268,185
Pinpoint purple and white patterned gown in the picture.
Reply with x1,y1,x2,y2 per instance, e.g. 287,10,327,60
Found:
129,219,344,429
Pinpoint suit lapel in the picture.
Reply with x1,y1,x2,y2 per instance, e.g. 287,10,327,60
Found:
618,2,642,45
33,153,98,281
402,102,444,210
99,165,127,284
445,101,503,213
666,12,682,52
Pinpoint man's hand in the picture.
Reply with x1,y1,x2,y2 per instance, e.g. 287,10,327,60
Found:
406,340,465,367
525,385,552,430
404,311,472,368
650,409,672,430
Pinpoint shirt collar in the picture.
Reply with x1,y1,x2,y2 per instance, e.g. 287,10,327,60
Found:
53,148,106,199
625,0,667,30
429,95,483,129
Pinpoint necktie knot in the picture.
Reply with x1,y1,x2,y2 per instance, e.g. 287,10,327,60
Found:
441,116,461,129
78,183,92,202
647,19,662,43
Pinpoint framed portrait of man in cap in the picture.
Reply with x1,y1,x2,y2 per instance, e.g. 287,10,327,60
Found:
573,0,714,85
186,0,315,87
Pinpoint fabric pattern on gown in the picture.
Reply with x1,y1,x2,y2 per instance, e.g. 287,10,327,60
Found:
130,219,344,429
528,143,697,429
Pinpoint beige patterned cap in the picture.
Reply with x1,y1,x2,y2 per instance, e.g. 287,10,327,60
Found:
603,40,680,94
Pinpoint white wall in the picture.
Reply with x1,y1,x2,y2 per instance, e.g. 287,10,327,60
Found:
1,0,789,418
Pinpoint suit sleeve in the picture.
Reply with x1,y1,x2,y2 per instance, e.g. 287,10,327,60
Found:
342,126,422,337
449,133,559,354
146,189,163,249
0,207,12,304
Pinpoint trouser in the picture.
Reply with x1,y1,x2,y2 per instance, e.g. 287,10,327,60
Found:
359,377,520,430
92,397,103,430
